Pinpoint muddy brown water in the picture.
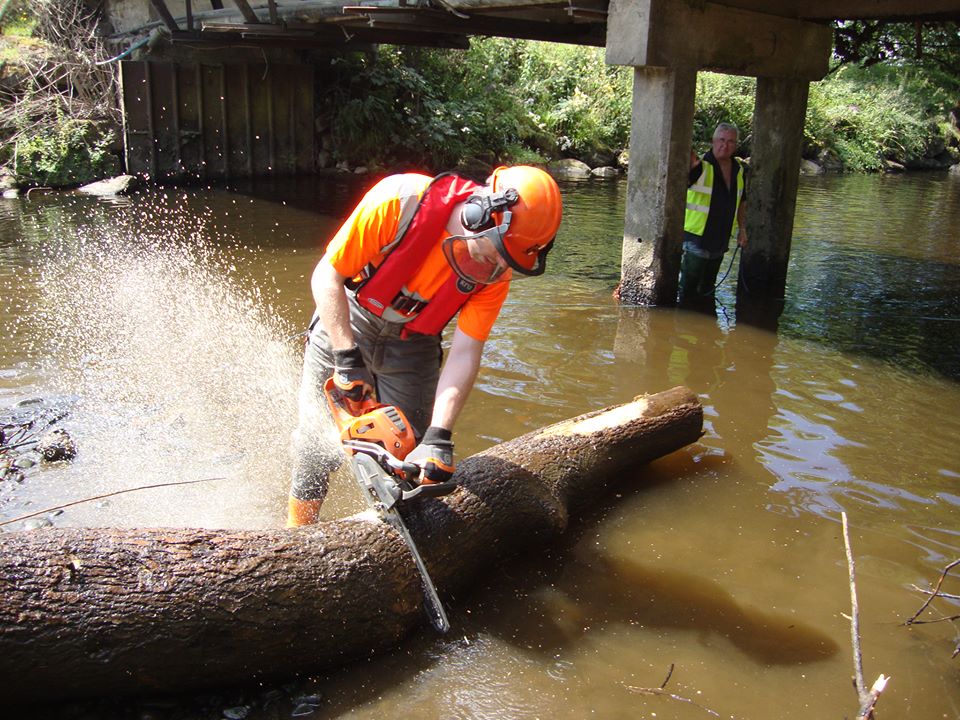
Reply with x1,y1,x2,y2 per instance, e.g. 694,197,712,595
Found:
1,172,958,718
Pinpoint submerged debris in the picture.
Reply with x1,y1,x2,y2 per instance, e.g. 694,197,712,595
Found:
0,397,76,482
0,464,24,484
36,428,77,462
222,705,251,719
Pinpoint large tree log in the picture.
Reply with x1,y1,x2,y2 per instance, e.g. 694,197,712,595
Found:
0,387,702,704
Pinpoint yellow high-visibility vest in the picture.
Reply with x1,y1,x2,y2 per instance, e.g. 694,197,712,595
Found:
684,157,745,238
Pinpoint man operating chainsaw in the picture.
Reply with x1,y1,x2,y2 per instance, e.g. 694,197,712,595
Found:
287,165,563,526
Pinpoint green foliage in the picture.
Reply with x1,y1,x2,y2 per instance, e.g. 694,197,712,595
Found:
501,144,549,166
831,20,960,133
806,67,932,171
15,118,119,187
327,40,951,175
0,0,36,36
691,68,943,172
318,34,952,175
327,43,535,171
325,39,632,171
833,21,960,89
836,62,954,115
511,42,632,158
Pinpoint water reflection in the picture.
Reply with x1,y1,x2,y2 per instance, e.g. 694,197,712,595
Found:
612,307,780,464
785,174,960,379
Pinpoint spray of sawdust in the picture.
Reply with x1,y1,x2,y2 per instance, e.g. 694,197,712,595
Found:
26,191,343,528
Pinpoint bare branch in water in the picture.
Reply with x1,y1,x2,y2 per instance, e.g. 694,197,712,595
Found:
904,557,960,659
905,558,960,626
0,477,228,528
841,511,890,720
624,665,722,718
908,585,960,603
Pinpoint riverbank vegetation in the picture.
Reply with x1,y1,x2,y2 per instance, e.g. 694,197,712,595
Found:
1,1,958,187
0,0,120,189
324,35,959,175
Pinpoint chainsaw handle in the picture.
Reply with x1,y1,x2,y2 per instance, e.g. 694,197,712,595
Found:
325,378,377,419
342,440,421,483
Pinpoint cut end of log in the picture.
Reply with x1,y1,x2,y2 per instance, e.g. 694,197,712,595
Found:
541,400,652,437
538,387,700,439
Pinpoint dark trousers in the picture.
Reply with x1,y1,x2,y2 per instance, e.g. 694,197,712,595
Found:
679,251,724,302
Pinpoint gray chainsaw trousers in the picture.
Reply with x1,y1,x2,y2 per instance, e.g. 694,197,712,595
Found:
288,294,442,502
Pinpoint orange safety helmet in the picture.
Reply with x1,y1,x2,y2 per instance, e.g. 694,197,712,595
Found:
487,166,563,276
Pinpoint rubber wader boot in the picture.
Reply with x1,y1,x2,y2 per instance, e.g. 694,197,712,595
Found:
286,495,321,527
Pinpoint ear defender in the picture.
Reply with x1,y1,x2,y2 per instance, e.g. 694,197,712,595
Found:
460,196,489,231
460,188,519,231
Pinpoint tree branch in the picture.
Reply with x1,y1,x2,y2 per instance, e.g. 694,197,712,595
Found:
904,559,960,626
841,512,890,720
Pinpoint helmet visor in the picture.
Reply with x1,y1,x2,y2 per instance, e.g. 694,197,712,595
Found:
442,228,511,285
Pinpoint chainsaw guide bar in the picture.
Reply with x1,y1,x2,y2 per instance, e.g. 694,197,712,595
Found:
348,450,451,634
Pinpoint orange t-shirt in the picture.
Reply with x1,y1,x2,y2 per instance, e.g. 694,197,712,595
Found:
323,174,510,342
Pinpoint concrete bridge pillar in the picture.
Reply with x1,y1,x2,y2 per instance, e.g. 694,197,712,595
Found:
739,77,810,302
605,0,832,307
619,66,696,305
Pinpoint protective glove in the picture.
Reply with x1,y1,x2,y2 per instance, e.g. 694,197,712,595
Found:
406,426,455,485
331,345,376,416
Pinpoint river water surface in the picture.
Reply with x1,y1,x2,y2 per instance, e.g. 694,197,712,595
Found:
1,172,958,719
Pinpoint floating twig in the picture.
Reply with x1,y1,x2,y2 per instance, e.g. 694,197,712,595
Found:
624,664,722,718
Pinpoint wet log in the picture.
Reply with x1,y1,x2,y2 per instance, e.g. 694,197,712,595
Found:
0,386,702,704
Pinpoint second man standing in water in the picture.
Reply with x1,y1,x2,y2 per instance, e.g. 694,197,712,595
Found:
680,122,749,303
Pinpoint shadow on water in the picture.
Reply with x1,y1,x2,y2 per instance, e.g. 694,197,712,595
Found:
470,456,839,670
497,553,839,667
781,249,960,380
220,174,374,218
781,173,960,383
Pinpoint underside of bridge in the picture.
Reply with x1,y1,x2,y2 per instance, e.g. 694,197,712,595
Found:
106,0,960,308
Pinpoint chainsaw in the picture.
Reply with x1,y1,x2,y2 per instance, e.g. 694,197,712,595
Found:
323,377,455,633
